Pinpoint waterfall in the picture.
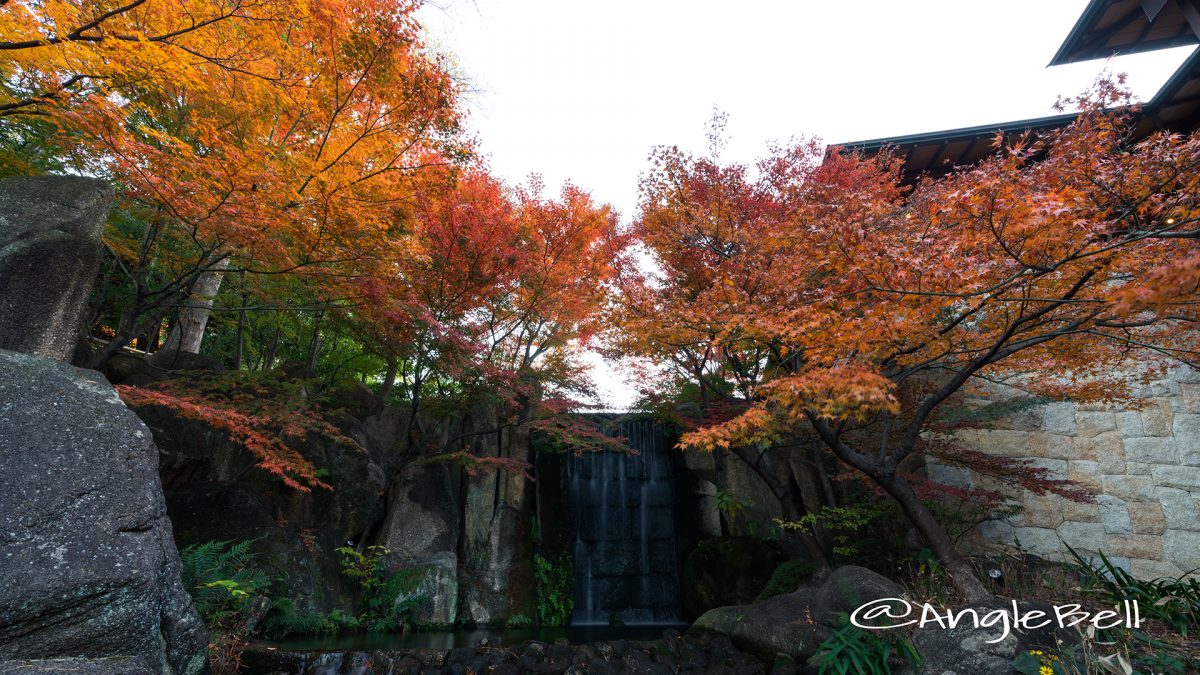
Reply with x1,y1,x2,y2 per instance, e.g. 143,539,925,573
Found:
566,416,681,625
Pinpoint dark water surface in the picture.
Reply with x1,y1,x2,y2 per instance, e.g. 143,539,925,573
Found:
262,624,690,651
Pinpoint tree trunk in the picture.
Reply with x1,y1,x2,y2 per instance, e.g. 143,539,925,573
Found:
876,471,991,602
730,445,831,571
163,257,230,354
405,371,424,451
304,310,323,374
146,318,162,353
262,324,282,371
90,311,153,368
378,357,398,403
234,271,247,370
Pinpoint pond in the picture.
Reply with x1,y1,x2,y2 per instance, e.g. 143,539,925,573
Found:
261,623,691,651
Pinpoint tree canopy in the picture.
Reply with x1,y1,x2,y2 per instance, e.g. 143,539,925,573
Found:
611,85,1200,599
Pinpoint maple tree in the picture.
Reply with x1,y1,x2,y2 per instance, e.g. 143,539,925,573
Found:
0,0,463,365
615,88,1200,601
117,372,352,491
608,121,842,567
352,167,630,456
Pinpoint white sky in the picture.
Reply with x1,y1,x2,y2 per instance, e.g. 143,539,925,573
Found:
418,0,1196,409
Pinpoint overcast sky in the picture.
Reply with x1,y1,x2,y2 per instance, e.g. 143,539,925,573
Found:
417,0,1196,408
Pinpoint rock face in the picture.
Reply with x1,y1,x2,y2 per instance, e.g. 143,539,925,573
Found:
0,349,207,674
0,176,112,361
377,462,462,625
144,393,536,626
692,565,904,662
450,402,536,625
145,402,387,615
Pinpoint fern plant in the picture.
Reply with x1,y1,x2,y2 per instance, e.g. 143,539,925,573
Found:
179,540,270,629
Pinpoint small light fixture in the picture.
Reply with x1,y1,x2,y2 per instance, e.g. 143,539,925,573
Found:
1166,217,1177,225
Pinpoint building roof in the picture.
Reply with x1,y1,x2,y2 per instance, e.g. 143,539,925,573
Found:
1050,0,1199,65
839,113,1078,185
838,1,1200,184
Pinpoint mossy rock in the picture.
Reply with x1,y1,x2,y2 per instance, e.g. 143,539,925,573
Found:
690,565,905,663
755,559,816,601
680,536,786,618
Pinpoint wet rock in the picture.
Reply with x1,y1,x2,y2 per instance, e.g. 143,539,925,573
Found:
240,629,771,674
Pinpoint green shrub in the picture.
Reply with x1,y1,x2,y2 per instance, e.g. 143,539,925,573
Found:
261,598,333,638
260,599,364,638
814,623,921,675
1067,544,1200,637
681,536,785,616
755,559,816,601
776,504,887,560
1012,627,1200,675
533,553,573,626
506,614,534,628
337,544,429,632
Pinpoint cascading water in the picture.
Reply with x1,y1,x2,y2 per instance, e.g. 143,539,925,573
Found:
566,417,681,625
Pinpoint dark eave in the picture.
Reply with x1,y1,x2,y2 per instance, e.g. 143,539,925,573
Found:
842,113,1077,155
1142,43,1200,131
1049,0,1200,65
836,0,1200,185
832,113,1077,185
837,45,1200,184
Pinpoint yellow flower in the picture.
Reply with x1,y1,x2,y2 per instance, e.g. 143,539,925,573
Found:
1028,650,1044,656
1039,666,1053,675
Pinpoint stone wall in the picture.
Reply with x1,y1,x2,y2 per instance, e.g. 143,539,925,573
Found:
931,366,1200,579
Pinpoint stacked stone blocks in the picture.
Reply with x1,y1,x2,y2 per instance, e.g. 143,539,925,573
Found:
932,367,1200,580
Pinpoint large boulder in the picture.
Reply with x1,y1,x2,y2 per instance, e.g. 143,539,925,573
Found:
144,349,225,376
99,350,224,387
692,565,905,662
0,350,208,673
0,176,112,361
913,600,1078,675
377,462,462,625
